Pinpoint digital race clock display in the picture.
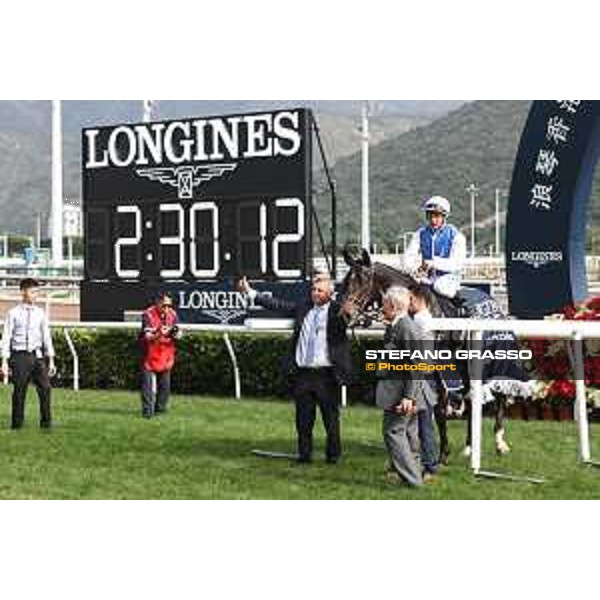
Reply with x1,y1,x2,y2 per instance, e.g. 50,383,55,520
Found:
81,108,314,323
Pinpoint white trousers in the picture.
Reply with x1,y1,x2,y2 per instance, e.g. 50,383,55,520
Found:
432,274,461,298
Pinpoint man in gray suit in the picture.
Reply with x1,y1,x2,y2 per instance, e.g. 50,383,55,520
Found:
377,285,430,488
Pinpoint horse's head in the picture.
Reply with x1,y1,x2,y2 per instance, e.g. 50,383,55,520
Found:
340,246,382,327
340,245,453,328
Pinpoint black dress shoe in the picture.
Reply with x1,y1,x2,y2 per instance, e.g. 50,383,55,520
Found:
325,456,340,465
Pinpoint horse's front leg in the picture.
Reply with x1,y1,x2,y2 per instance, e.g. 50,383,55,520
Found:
494,393,511,455
463,396,473,457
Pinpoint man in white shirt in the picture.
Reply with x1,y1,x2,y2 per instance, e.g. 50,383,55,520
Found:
1,278,56,430
404,196,467,298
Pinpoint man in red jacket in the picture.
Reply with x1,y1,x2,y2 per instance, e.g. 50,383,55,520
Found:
140,293,180,419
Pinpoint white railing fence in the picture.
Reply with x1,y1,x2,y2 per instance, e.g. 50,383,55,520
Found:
427,318,600,478
2,318,599,480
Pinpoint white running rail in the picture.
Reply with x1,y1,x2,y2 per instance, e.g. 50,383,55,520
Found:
2,318,598,475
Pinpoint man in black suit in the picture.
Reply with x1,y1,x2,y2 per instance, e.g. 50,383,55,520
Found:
239,273,353,464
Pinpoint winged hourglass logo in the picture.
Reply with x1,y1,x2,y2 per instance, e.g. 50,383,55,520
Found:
135,163,238,199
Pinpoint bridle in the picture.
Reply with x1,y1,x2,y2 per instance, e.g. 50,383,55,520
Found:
344,264,383,326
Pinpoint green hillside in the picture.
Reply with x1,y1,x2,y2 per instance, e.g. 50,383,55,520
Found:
317,100,600,252
313,112,428,162
0,130,51,234
315,101,530,250
3,100,599,251
0,102,428,235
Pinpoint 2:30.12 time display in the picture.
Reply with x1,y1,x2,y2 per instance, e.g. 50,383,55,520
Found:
85,197,307,281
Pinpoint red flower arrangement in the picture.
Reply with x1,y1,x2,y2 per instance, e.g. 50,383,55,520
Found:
527,296,600,408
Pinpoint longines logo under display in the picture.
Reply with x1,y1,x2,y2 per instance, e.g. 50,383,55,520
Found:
510,251,564,269
177,290,262,324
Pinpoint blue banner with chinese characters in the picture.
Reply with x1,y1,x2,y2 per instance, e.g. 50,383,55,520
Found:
506,100,600,318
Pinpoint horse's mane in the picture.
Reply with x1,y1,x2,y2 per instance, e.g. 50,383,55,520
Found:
372,261,417,286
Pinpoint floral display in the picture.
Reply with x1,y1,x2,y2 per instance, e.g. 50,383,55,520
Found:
525,296,600,412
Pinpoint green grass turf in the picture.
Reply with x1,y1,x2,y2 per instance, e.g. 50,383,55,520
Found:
1,386,600,499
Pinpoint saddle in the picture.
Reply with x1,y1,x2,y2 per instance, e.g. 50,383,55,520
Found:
434,287,491,319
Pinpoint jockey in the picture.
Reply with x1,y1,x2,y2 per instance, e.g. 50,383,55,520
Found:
403,195,467,298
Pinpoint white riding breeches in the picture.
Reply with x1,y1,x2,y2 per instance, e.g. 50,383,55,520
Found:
432,274,461,298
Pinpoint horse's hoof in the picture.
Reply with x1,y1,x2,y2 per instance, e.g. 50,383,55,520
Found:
496,441,511,455
495,429,511,455
439,452,450,466
462,446,472,457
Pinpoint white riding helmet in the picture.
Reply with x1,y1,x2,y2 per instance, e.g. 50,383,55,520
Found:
422,195,451,217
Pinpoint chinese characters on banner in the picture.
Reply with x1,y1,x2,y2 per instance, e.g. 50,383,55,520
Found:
530,101,582,210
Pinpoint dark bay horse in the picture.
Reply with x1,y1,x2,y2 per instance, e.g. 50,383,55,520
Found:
339,247,531,461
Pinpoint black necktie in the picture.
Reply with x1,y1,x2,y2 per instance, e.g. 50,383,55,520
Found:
25,307,31,351
384,325,393,345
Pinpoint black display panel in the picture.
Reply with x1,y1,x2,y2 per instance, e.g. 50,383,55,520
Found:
81,108,313,323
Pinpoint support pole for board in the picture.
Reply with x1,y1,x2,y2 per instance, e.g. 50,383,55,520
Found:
312,114,337,280
573,331,593,464
223,333,241,400
63,328,79,391
51,100,63,268
361,102,370,253
470,330,484,474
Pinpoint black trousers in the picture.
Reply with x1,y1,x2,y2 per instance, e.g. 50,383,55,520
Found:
9,352,52,429
293,368,341,462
